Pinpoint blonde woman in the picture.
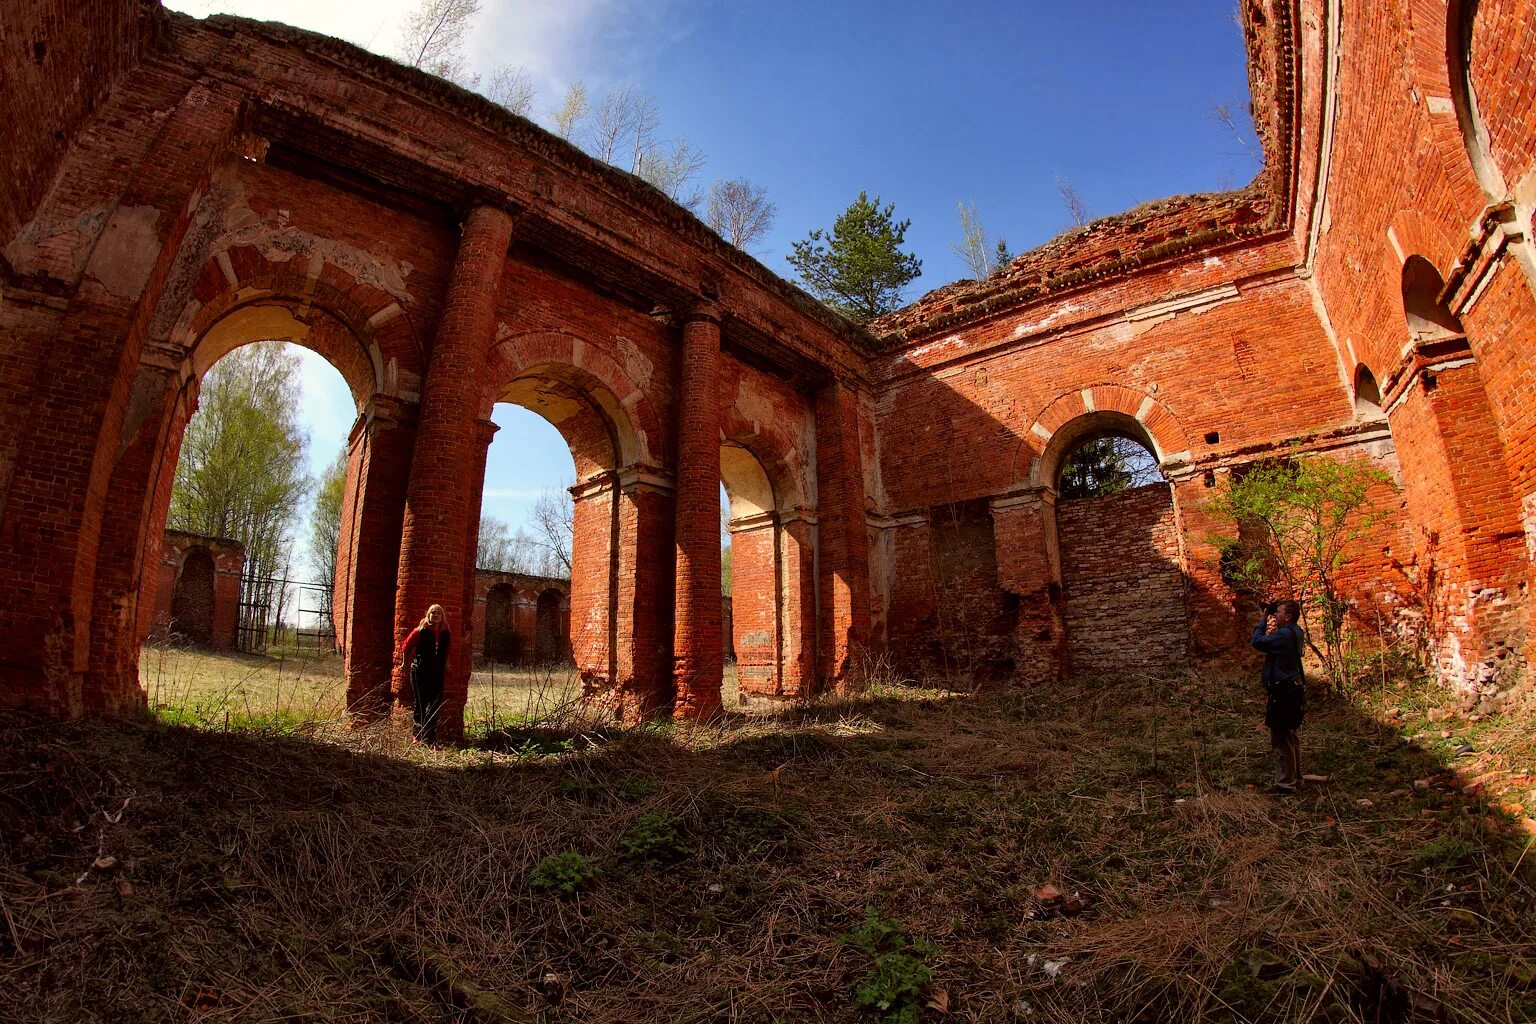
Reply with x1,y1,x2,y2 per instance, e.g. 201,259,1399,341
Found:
398,604,450,742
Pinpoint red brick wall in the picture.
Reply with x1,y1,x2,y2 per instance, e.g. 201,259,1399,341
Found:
470,571,570,665
0,0,156,244
144,531,244,650
1057,484,1189,676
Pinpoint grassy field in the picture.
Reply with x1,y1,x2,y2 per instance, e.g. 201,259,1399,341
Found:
5,664,1535,1022
135,644,662,734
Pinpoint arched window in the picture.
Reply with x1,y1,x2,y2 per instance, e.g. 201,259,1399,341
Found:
1057,432,1165,499
1402,256,1464,343
1354,364,1385,419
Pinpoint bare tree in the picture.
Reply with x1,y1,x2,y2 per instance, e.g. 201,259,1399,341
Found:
1210,100,1261,164
1056,175,1089,227
949,200,994,279
486,65,535,117
590,83,646,163
706,178,776,250
551,81,589,143
398,0,481,88
531,486,574,577
637,137,707,210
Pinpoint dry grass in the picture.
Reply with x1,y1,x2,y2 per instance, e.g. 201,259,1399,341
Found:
4,668,1534,1022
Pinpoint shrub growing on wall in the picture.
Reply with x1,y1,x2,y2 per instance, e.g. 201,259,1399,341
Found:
1212,455,1394,693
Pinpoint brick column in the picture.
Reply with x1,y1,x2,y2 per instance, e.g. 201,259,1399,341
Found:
729,510,780,696
617,468,676,720
336,395,416,720
85,358,186,714
393,206,515,727
438,417,499,739
672,305,724,719
778,510,818,698
814,381,872,691
989,489,1068,682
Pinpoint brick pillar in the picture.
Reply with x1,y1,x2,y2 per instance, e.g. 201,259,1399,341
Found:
393,206,515,732
569,474,617,694
672,306,724,719
85,358,187,714
989,489,1068,682
778,510,817,698
617,468,676,719
0,86,240,716
336,395,416,720
1388,360,1527,689
438,417,498,738
814,381,872,691
729,510,780,696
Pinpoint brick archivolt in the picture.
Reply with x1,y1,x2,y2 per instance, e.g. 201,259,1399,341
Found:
1025,386,1193,487
164,247,412,408
485,329,660,471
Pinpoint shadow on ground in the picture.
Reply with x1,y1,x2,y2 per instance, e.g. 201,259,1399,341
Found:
2,672,1533,1023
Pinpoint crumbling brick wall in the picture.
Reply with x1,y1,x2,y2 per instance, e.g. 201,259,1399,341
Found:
145,531,244,650
1057,484,1188,677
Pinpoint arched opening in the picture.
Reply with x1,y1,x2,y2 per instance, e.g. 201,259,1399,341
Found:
721,443,779,699
171,546,217,646
1402,256,1465,343
477,350,657,717
483,583,520,664
1354,364,1386,419
118,294,383,721
1044,414,1188,676
535,588,564,664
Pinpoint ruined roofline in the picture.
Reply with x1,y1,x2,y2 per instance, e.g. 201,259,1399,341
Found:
873,0,1300,346
475,569,571,588
165,10,880,358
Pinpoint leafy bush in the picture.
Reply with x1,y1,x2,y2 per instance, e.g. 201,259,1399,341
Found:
619,810,688,867
528,852,598,896
839,908,936,1023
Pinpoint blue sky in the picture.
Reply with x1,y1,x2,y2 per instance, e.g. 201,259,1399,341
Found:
175,0,1258,556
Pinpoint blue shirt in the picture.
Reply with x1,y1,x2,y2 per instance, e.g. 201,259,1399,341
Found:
1251,621,1304,686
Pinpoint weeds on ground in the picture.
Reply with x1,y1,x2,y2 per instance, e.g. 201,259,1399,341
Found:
528,851,600,897
4,668,1535,1022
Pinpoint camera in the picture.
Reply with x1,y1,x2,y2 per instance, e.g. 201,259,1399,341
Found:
1262,600,1279,616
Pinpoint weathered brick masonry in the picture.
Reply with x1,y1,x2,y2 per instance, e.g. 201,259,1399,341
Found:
2,0,1533,731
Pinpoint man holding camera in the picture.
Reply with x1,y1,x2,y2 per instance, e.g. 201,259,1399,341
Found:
1252,600,1306,793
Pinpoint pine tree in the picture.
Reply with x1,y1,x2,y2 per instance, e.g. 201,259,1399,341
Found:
787,192,922,321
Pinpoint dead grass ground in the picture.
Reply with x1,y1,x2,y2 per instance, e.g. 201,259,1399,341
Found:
3,669,1534,1023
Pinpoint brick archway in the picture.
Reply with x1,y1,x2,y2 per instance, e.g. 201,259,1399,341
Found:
479,331,671,720
1025,387,1192,488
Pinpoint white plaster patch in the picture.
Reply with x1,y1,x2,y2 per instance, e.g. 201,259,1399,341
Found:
215,250,238,288
1080,388,1095,411
1524,492,1536,564
1426,95,1455,115
909,333,968,360
615,334,653,389
734,385,775,433
1030,422,1052,441
1011,303,1083,339
367,302,403,327
1135,396,1156,422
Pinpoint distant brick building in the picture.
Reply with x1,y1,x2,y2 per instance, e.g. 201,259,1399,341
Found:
143,531,244,650
470,570,570,666
2,0,1533,734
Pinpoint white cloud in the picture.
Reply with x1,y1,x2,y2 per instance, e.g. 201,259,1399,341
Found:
164,0,698,124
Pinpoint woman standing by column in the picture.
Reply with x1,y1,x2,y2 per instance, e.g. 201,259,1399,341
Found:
398,604,451,742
